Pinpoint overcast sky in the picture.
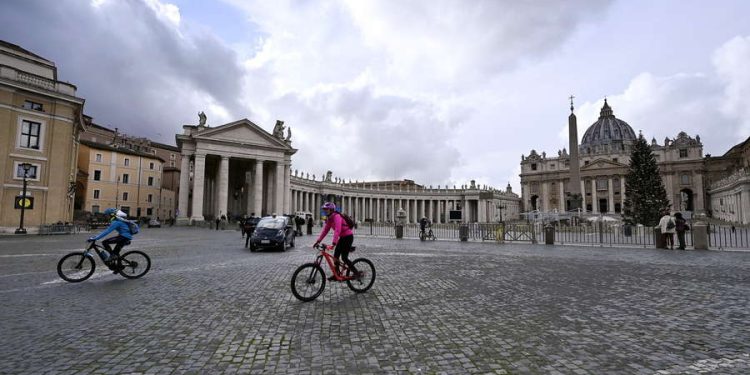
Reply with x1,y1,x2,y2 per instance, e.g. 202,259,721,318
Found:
2,0,749,191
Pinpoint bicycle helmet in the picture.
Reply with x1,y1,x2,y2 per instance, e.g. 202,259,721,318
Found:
103,208,117,216
321,202,336,211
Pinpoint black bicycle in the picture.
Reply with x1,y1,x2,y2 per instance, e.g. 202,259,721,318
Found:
419,227,437,241
57,241,151,282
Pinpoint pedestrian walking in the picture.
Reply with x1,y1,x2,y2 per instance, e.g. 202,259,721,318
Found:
674,212,689,250
215,216,221,231
306,215,313,235
295,215,305,236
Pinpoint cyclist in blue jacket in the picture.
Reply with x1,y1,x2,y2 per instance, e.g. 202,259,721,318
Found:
88,208,135,262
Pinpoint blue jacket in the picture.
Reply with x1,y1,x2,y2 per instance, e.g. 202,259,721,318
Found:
92,219,133,241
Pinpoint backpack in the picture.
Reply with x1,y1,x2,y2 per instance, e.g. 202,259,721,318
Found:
335,212,357,229
666,219,675,230
120,218,140,235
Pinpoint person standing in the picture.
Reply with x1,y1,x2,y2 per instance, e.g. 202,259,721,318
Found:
306,215,313,235
674,212,689,250
658,211,676,249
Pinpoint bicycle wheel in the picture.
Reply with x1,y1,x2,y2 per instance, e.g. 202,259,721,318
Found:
419,232,426,241
346,258,376,293
57,252,95,282
117,250,151,279
291,263,326,302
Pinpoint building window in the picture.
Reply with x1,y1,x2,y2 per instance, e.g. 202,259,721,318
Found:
679,149,688,158
612,158,618,163
124,158,130,166
93,190,100,199
95,153,102,162
550,164,555,169
92,205,100,213
584,161,590,165
121,206,130,216
147,194,153,203
148,176,154,186
122,174,129,184
19,120,41,150
23,100,44,111
123,192,129,201
15,163,38,179
681,174,690,185
596,179,608,191
531,163,537,171
146,208,153,216
170,153,175,160
93,170,101,181
149,162,154,170
170,161,175,167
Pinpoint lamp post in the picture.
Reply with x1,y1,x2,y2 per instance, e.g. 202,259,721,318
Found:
15,163,32,234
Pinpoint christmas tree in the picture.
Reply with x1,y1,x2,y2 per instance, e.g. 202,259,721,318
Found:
623,133,671,226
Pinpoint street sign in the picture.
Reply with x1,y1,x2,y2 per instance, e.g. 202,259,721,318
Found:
14,196,34,209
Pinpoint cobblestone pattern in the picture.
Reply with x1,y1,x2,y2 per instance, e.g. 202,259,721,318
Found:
0,228,749,374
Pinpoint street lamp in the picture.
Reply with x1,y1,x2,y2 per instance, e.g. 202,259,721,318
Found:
15,163,32,234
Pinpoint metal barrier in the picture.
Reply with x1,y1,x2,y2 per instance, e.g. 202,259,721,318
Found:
708,224,750,250
39,224,79,235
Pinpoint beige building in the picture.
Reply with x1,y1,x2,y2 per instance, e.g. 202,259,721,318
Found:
520,100,705,217
78,123,181,221
78,140,169,220
0,40,85,233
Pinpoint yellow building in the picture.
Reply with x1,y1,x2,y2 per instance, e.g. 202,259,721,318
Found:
78,140,168,220
0,40,85,233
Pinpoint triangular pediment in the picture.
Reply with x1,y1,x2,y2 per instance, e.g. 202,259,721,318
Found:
194,119,290,149
581,158,627,170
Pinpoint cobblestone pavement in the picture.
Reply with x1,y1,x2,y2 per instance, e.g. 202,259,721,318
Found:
1,227,749,374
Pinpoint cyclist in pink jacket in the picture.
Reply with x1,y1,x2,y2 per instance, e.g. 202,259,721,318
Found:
314,202,358,280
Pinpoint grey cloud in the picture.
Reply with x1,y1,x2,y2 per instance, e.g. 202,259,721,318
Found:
0,0,246,144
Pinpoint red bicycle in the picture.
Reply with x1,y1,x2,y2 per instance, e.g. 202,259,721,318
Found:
290,243,376,302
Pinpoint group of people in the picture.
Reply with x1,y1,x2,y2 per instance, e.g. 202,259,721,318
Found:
658,211,690,250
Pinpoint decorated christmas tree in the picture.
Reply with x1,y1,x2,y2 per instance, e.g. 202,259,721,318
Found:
623,133,671,226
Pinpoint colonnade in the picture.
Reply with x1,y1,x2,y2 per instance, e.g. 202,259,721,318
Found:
177,152,291,222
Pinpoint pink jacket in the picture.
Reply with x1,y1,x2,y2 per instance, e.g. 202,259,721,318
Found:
316,213,353,245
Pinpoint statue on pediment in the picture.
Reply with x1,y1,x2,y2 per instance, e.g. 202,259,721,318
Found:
198,111,207,126
285,127,292,142
273,120,285,140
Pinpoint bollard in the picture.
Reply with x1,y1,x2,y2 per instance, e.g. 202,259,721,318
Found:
545,225,554,245
692,222,709,250
654,227,665,249
395,224,404,239
459,224,468,242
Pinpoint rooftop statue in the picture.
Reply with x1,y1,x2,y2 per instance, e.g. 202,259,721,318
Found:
273,120,285,140
198,111,207,126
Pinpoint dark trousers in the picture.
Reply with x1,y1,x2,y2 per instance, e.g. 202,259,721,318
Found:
102,236,131,256
676,231,686,249
333,235,356,273
307,224,313,235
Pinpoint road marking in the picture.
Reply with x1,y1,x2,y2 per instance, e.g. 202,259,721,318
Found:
0,253,58,258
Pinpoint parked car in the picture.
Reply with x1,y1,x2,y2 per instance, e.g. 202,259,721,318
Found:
248,216,295,252
148,219,161,228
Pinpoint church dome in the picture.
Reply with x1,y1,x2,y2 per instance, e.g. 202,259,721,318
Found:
580,99,637,152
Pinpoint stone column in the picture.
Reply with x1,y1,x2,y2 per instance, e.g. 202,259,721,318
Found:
580,180,586,212
591,179,598,213
218,156,229,219
284,163,291,214
559,181,565,212
428,200,433,222
620,178,626,210
191,154,206,222
608,177,614,213
541,182,549,212
254,159,264,216
177,154,191,223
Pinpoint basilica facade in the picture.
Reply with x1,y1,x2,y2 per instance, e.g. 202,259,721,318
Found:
519,100,705,216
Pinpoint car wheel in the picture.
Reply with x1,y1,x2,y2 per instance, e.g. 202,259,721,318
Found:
250,244,257,252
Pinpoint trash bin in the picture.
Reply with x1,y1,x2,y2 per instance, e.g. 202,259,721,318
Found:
654,227,665,249
459,224,469,242
544,225,554,245
395,224,404,239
